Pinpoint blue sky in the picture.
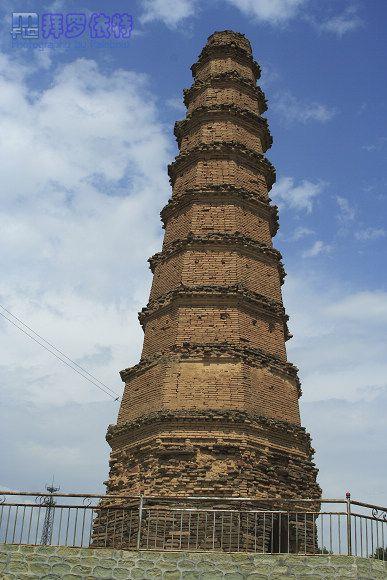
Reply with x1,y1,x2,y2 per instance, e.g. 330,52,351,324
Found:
0,0,386,503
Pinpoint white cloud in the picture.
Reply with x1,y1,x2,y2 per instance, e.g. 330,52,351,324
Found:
272,91,336,125
166,96,186,112
326,291,387,323
290,226,315,241
285,277,387,405
0,52,172,412
319,6,363,36
271,176,324,213
0,49,174,490
225,0,307,25
0,401,113,491
355,227,386,241
302,240,332,258
362,137,387,152
303,394,387,500
283,274,387,498
140,0,197,28
336,195,355,226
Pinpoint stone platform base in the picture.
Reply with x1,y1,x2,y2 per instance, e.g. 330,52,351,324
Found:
0,545,386,579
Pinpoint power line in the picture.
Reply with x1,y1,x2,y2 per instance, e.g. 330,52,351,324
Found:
0,303,119,398
0,305,120,401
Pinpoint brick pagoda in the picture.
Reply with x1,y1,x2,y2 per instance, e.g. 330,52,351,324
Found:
105,31,321,502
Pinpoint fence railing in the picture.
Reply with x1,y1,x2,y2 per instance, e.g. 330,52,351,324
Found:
0,491,385,559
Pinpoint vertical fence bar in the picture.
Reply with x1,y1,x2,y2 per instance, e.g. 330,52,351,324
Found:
145,509,151,550
278,513,281,554
26,507,33,544
171,511,176,549
329,514,333,555
365,518,369,557
179,511,183,550
136,496,144,550
354,516,357,556
229,512,232,553
34,506,41,546
88,510,94,548
11,506,19,544
303,513,307,555
80,507,87,548
287,513,290,554
120,508,125,549
360,517,363,557
154,509,159,550
254,512,257,553
163,511,167,550
346,492,352,556
19,506,26,544
73,507,79,547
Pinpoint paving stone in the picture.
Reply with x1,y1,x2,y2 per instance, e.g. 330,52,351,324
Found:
52,562,75,574
131,568,151,579
112,567,131,579
6,561,30,574
93,565,116,578
162,572,181,579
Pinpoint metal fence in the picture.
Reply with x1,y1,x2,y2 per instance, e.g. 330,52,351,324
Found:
0,491,385,559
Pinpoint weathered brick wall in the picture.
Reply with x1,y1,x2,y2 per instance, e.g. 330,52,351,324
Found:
150,250,283,301
2,545,386,579
180,119,264,153
195,58,256,82
172,159,269,197
116,356,300,427
247,366,300,423
116,361,166,424
107,411,318,497
141,305,285,359
187,87,260,113
162,202,273,246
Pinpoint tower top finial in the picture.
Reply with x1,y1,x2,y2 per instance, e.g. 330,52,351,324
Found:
206,30,252,54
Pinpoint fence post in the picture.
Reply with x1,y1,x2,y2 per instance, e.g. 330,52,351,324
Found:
136,495,144,550
346,492,352,556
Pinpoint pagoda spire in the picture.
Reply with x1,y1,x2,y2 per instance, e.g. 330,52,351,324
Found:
104,30,321,502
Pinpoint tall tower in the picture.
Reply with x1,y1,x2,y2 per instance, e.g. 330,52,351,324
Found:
105,31,320,501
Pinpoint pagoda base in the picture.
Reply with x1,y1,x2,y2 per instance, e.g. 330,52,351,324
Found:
105,410,320,499
93,411,320,551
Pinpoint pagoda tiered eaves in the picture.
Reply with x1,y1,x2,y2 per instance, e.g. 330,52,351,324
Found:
183,71,268,113
160,185,280,237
